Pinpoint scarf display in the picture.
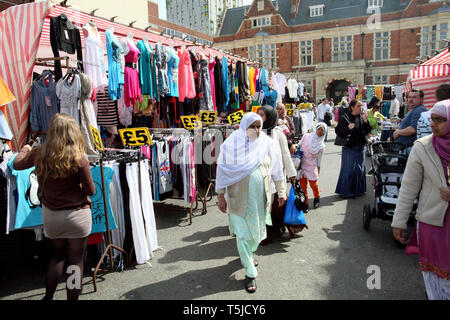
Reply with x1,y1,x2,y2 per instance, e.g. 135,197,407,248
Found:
430,99,450,161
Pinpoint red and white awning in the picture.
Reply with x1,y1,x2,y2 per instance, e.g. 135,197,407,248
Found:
407,48,450,108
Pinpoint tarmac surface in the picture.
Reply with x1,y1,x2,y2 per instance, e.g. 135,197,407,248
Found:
0,128,426,301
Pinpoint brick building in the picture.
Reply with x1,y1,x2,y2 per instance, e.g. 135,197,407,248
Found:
214,0,450,102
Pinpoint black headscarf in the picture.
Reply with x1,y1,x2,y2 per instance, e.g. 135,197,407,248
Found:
260,105,279,135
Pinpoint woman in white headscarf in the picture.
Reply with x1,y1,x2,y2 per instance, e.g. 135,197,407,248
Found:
216,112,287,294
295,122,328,210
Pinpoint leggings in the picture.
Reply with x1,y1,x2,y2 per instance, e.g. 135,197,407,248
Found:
300,178,320,204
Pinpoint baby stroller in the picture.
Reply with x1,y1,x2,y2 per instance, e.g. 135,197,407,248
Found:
363,141,417,243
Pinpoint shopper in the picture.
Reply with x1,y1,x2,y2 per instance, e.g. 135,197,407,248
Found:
317,98,332,141
216,112,287,294
392,99,450,300
13,113,95,301
276,103,296,150
393,89,428,153
257,105,297,242
298,122,327,210
417,84,450,139
335,99,372,198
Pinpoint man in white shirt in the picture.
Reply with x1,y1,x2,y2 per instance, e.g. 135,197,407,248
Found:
389,94,400,119
317,98,332,141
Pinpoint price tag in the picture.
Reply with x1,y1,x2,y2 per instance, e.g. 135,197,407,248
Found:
227,110,245,125
180,115,202,130
90,125,104,152
286,108,295,117
304,103,312,109
251,106,261,113
297,103,305,110
199,111,217,125
118,127,152,147
356,94,362,100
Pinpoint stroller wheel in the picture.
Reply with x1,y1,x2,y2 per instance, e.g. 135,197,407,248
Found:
363,205,371,230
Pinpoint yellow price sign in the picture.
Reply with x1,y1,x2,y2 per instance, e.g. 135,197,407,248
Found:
251,106,261,113
304,103,312,109
297,103,305,109
118,127,152,147
286,108,295,117
199,111,217,125
227,110,245,125
90,125,104,152
181,115,202,130
356,94,362,100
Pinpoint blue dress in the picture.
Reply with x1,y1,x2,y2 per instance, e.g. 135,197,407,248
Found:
167,47,180,98
105,30,124,100
137,40,154,98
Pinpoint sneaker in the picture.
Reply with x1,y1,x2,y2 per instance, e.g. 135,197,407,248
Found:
314,198,320,209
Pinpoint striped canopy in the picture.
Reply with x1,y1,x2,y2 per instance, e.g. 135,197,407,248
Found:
407,48,450,108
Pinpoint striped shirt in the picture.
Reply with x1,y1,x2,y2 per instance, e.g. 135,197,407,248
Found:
96,87,119,126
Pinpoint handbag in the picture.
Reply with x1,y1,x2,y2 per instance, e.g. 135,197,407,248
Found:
284,185,307,226
334,114,351,147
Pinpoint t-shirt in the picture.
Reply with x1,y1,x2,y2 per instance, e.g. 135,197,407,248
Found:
396,105,428,147
8,156,43,229
317,103,331,121
416,110,432,140
89,165,117,233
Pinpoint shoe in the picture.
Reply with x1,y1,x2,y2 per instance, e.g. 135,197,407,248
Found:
245,276,257,293
254,260,259,267
314,198,320,209
303,205,309,214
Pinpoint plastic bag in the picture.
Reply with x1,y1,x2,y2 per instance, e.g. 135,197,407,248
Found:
284,186,307,226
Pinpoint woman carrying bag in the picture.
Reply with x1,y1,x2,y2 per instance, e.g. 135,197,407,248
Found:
216,112,286,294
335,99,372,198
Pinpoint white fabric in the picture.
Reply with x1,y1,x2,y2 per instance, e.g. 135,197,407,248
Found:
271,73,286,104
300,110,314,133
422,271,450,300
216,112,283,191
389,98,400,117
310,122,327,155
107,162,125,258
287,79,299,99
297,82,304,97
317,103,331,121
430,99,450,117
83,24,108,90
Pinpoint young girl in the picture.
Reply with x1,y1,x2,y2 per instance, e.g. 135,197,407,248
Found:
296,123,327,211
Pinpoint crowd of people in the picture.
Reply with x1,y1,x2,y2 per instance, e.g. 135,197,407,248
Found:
216,84,449,298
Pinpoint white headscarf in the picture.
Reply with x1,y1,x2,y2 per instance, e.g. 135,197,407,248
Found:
310,122,328,155
216,112,284,190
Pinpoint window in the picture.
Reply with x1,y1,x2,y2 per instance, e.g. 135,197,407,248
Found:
299,40,313,66
310,5,324,17
333,36,353,62
421,23,448,57
368,0,383,8
249,43,277,69
374,75,389,84
304,80,313,94
374,31,389,61
252,16,271,28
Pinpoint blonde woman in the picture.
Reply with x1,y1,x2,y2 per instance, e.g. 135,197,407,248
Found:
13,113,95,300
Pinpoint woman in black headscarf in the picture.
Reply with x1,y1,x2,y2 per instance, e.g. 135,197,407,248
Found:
257,106,297,243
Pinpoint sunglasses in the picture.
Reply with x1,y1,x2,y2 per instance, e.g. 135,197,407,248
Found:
428,116,448,124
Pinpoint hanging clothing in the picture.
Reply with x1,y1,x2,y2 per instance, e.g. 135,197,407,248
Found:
156,140,173,194
56,73,81,124
167,47,180,98
137,40,155,98
0,75,15,107
96,86,119,126
255,68,261,94
228,64,238,111
83,24,107,90
237,61,250,105
287,78,299,99
208,57,217,110
383,86,392,101
199,59,214,111
105,29,124,101
155,42,170,97
177,49,196,102
49,14,83,81
249,67,256,96
30,70,60,134
124,39,143,106
78,73,98,155
214,56,227,112
260,68,269,92
222,57,230,109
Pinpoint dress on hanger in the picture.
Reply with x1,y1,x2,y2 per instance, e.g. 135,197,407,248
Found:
167,47,180,98
155,43,170,97
137,40,154,98
124,39,143,106
199,59,213,111
208,58,217,110
83,24,107,90
178,49,196,102
56,73,81,124
105,29,124,101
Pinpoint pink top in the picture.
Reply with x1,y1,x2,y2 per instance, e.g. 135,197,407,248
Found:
125,39,140,63
178,49,196,102
299,134,323,181
209,59,216,111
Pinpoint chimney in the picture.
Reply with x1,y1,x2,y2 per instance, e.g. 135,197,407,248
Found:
290,0,300,20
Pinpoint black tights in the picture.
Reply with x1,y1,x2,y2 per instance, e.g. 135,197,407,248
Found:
43,237,89,301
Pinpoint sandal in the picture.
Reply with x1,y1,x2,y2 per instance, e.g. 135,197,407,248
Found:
245,276,257,293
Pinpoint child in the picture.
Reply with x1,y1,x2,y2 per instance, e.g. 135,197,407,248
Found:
296,123,327,211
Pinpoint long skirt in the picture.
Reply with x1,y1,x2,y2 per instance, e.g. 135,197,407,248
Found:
335,145,366,198
229,167,268,278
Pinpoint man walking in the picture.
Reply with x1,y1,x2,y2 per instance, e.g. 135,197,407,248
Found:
317,98,331,141
392,89,427,153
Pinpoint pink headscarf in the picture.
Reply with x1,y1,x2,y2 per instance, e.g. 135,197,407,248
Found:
430,99,450,161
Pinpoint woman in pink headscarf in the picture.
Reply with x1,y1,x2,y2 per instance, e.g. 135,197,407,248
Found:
392,99,450,300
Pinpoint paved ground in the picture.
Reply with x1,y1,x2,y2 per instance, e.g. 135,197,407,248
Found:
0,128,426,300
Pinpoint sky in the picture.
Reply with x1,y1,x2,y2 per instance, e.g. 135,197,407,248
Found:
155,0,253,21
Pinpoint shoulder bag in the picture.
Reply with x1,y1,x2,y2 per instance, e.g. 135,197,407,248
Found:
334,114,351,147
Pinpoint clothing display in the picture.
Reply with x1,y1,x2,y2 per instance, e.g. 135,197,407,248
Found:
96,86,119,126
137,40,155,98
178,49,196,102
105,29,124,101
123,38,142,106
155,42,170,97
56,72,81,124
167,47,180,98
83,23,107,90
199,59,214,111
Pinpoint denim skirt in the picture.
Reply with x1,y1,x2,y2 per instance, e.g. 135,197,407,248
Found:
335,145,367,198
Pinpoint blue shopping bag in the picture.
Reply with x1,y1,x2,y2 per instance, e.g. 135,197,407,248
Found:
283,185,307,226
